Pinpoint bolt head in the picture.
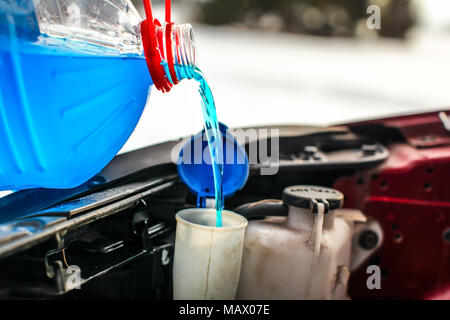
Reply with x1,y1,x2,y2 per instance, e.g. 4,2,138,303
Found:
359,230,379,250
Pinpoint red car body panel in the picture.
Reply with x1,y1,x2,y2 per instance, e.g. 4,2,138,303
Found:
335,111,450,299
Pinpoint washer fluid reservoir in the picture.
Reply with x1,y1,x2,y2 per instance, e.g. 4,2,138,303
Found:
237,186,353,300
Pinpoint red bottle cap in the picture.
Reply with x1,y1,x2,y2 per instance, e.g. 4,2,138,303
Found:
141,0,179,92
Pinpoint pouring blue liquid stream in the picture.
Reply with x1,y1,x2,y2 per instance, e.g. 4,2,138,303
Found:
173,63,224,227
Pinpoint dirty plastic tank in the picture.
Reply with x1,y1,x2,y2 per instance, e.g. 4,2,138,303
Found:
0,0,195,190
237,185,353,300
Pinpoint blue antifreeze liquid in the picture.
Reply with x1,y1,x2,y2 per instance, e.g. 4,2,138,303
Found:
195,69,224,228
0,36,151,190
174,63,224,227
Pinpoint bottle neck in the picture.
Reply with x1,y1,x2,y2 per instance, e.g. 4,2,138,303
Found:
142,21,197,91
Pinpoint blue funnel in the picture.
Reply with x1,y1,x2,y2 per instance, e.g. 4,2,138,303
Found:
177,123,249,207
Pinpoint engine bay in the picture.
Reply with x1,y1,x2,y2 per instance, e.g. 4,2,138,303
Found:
0,111,448,300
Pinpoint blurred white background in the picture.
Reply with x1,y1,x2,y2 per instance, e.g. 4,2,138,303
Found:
120,0,450,153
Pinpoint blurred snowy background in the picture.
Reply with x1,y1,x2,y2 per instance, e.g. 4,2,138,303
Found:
119,0,450,152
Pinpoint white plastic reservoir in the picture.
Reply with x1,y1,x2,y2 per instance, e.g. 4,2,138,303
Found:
173,208,248,300
237,186,353,300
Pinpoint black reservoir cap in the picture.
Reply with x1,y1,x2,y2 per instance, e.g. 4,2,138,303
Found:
282,185,344,214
